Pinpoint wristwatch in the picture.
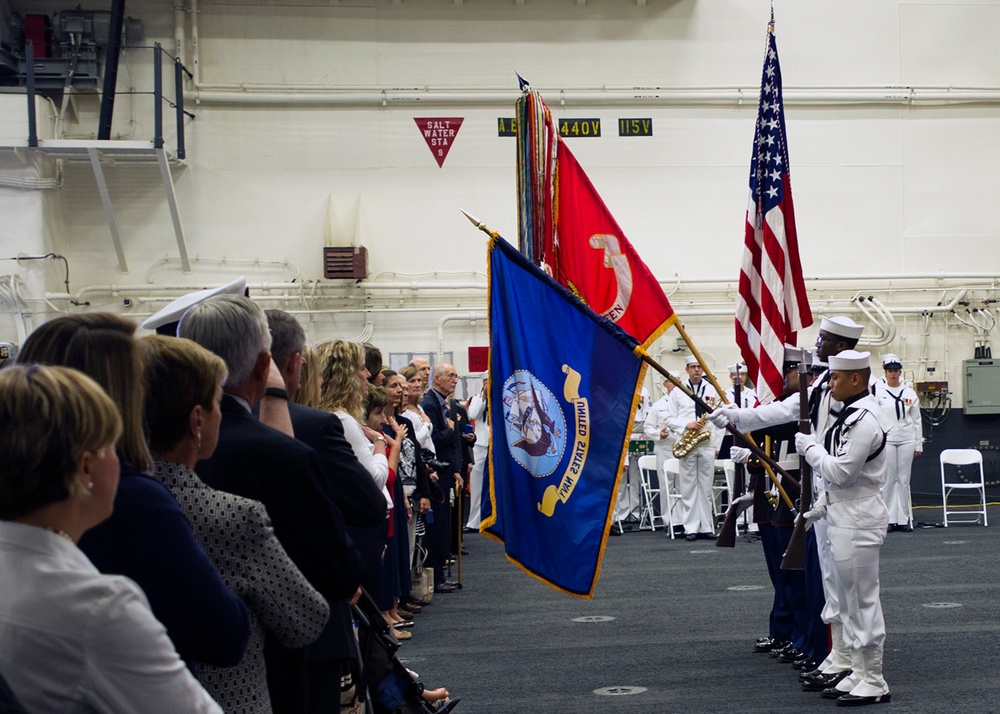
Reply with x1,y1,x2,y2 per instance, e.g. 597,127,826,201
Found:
374,436,387,445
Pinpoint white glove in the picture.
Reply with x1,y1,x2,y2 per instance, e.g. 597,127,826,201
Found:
708,403,738,429
729,446,752,464
801,492,827,530
729,492,753,509
794,432,817,456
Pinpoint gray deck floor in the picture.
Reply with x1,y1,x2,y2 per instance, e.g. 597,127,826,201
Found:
402,506,1000,714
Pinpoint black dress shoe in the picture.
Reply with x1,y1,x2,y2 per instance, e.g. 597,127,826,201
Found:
799,666,824,681
898,525,913,533
685,533,698,542
836,693,891,707
793,658,820,671
802,670,852,692
768,641,793,657
753,637,777,652
821,686,847,700
433,583,457,593
777,647,808,663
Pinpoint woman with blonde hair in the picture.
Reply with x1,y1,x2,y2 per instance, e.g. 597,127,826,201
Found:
292,345,322,409
400,364,436,456
319,340,400,608
16,314,249,670
142,335,330,712
0,364,222,712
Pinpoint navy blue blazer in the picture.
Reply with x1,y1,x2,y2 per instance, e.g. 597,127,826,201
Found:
421,389,462,490
79,461,250,668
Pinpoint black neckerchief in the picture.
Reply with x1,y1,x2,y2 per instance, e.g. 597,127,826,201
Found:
808,371,831,427
824,390,887,462
688,379,706,417
884,385,906,420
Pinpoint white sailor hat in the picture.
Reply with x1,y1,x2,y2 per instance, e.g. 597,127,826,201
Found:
881,354,902,368
663,370,683,382
727,362,747,374
684,355,700,366
828,350,871,371
818,316,864,341
142,277,247,333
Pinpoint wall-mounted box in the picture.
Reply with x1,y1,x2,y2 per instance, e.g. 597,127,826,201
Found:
963,359,1000,415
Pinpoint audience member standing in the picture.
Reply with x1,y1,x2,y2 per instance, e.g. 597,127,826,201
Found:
421,363,464,593
15,313,249,670
0,364,222,713
142,335,331,713
180,296,362,714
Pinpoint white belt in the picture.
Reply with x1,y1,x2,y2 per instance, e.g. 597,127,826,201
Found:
825,485,880,504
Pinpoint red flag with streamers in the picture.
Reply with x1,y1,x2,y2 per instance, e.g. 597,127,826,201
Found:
735,17,812,403
554,145,676,347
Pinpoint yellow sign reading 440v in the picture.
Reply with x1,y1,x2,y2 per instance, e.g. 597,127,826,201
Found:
558,118,601,138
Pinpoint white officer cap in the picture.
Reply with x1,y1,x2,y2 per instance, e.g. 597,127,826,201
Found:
783,345,807,364
684,355,700,366
818,316,864,341
881,354,902,368
727,362,747,374
142,277,247,332
829,350,871,371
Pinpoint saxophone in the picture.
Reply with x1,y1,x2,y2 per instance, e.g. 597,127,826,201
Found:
672,414,712,458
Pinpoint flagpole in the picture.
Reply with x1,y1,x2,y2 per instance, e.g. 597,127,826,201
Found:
461,209,499,239
673,321,731,406
460,211,797,502
636,348,798,506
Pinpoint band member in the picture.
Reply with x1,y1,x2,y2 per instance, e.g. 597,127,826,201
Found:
795,350,892,706
873,355,922,532
665,356,722,541
642,374,681,493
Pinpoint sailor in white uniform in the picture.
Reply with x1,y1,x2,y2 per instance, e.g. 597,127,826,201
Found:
665,356,722,540
873,354,922,532
795,350,893,706
642,374,681,490
725,362,758,408
709,316,866,690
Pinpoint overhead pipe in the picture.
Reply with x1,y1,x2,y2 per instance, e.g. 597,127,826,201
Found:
437,312,486,362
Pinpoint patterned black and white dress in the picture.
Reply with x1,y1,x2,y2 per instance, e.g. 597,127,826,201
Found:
152,461,330,714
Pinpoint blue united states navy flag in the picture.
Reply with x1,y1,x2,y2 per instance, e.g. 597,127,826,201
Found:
483,236,646,598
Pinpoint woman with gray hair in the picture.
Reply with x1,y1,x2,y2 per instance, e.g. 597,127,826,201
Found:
0,364,222,712
141,335,330,713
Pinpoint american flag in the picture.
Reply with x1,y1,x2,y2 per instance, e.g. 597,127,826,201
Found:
735,16,812,404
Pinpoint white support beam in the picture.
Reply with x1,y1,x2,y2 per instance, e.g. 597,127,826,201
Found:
155,148,191,274
87,147,129,274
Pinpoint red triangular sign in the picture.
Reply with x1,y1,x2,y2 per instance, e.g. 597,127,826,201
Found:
414,117,464,168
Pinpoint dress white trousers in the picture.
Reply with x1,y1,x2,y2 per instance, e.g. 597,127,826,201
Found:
828,522,889,697
678,442,716,535
465,443,488,530
883,441,916,526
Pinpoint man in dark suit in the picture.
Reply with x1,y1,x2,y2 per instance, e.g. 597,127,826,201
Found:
421,363,463,593
264,309,387,712
179,295,362,714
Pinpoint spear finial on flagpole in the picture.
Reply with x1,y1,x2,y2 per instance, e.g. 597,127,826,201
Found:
460,209,499,239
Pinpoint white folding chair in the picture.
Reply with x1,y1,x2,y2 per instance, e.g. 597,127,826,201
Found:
662,458,683,539
637,455,667,532
711,459,730,523
940,449,989,527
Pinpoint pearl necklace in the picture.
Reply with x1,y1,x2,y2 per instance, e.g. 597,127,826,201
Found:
46,528,74,543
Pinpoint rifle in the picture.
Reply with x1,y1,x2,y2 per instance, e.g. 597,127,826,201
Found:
639,351,800,493
780,356,813,570
715,368,748,548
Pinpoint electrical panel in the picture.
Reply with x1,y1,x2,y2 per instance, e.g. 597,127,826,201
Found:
963,359,1000,415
